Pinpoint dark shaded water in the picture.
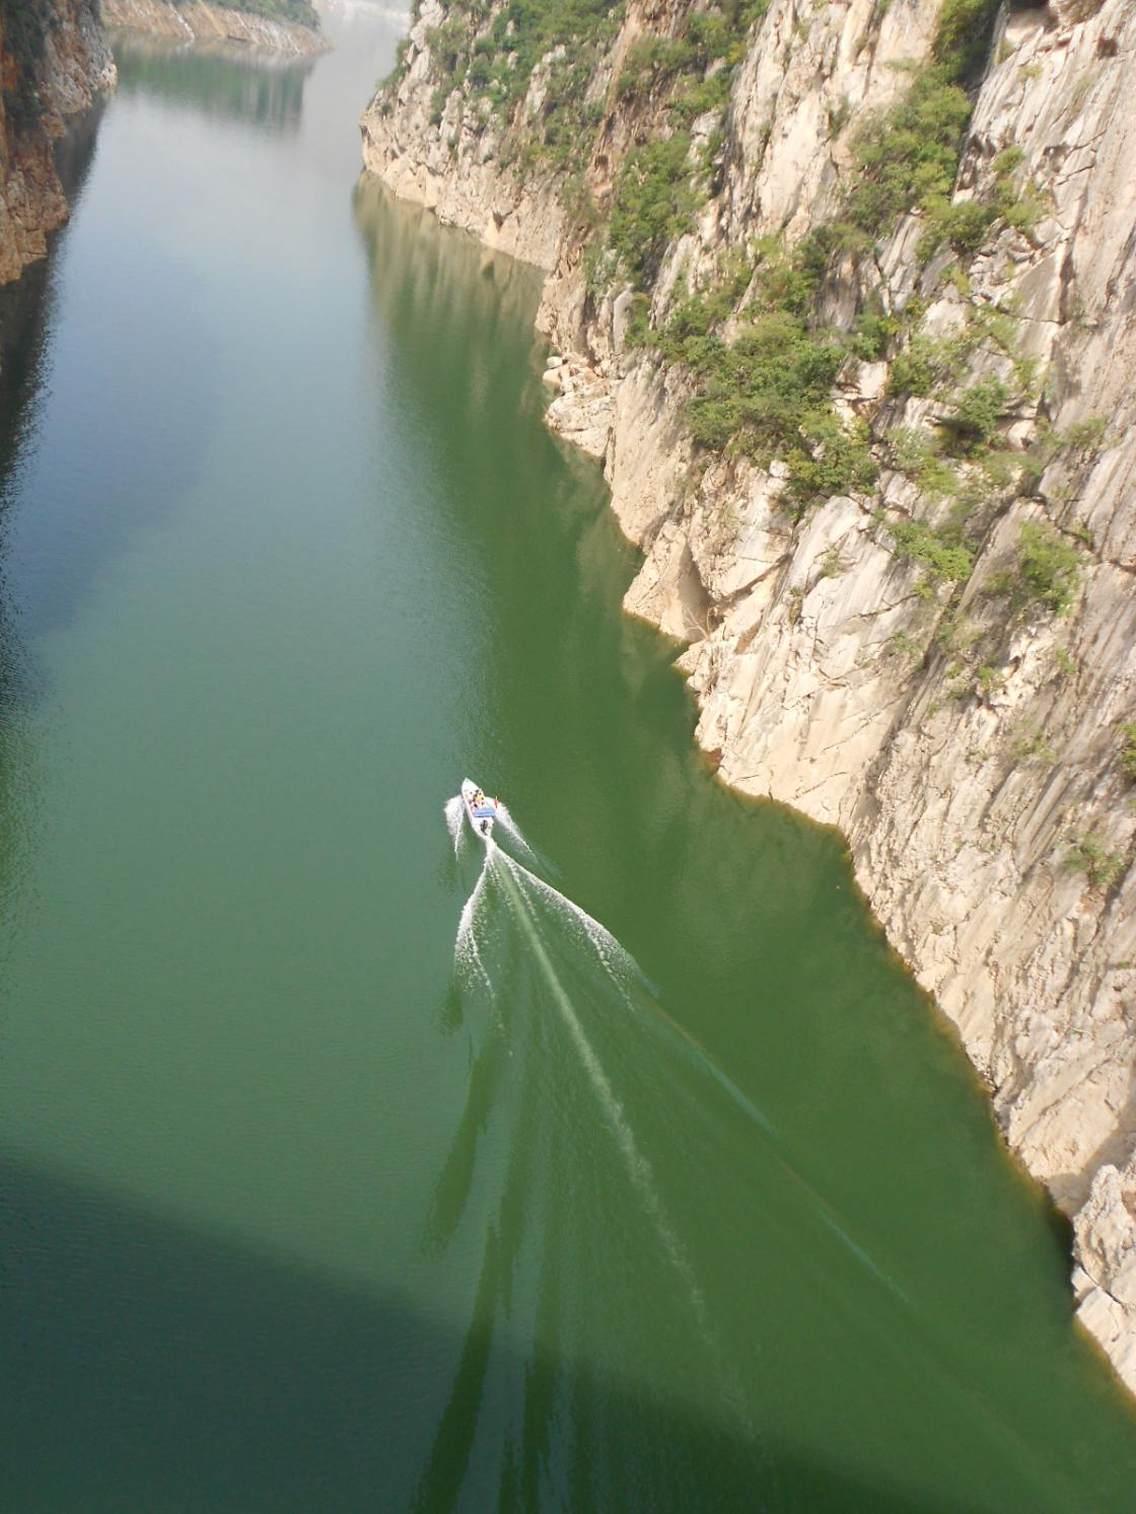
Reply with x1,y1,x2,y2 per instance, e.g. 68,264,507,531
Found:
2,11,1136,1511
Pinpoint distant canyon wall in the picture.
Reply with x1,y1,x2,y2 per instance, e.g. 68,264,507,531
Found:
101,0,329,56
363,0,1136,1394
0,0,116,284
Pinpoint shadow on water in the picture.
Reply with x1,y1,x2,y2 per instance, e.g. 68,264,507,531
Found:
0,101,108,906
111,34,314,134
1,1150,968,1514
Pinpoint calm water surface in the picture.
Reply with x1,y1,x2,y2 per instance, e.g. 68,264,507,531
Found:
3,11,1136,1511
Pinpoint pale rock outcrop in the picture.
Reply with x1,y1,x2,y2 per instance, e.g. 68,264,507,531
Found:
361,0,564,264
101,0,329,57
363,0,1136,1392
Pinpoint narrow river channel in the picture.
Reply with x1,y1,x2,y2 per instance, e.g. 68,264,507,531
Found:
3,8,1136,1511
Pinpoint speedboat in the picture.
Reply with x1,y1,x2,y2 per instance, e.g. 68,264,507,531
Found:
461,778,499,841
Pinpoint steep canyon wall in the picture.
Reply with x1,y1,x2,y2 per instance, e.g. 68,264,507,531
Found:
362,0,1136,1392
0,0,116,284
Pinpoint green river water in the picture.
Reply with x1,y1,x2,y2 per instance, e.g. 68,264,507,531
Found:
2,12,1136,1511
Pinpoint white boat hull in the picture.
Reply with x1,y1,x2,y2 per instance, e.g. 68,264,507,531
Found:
461,777,496,842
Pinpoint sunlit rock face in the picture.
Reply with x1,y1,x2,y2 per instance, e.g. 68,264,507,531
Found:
362,0,1136,1393
100,0,329,57
0,0,115,284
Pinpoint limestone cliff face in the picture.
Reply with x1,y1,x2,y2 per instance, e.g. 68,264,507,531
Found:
101,0,328,56
0,1,116,284
363,0,1136,1393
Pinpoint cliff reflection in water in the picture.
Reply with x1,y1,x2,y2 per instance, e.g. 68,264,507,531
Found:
112,34,312,134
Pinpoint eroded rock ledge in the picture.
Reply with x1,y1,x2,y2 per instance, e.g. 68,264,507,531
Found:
101,0,329,57
362,0,1136,1393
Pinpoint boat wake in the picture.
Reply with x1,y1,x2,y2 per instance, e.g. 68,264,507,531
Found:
447,791,907,1307
431,789,1076,1513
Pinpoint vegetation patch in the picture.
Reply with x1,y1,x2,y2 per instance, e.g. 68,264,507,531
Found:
1009,723,1057,767
1009,521,1081,614
606,133,703,289
940,377,1010,455
885,516,973,592
1119,723,1136,782
1066,833,1126,892
389,0,1025,511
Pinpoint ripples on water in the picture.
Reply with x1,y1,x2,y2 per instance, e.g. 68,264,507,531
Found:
437,800,1091,1512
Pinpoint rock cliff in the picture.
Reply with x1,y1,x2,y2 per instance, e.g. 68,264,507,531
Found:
362,0,1136,1393
0,1,116,284
101,0,328,56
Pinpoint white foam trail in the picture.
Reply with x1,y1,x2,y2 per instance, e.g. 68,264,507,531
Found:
490,846,715,1342
498,851,645,990
444,795,465,858
455,856,493,997
492,808,553,873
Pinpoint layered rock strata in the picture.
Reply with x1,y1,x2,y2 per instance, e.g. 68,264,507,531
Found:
0,0,116,284
363,0,1136,1393
101,0,328,56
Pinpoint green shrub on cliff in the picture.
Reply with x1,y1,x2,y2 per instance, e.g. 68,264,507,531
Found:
988,522,1081,614
885,517,974,589
1066,834,1126,891
1014,522,1081,613
607,134,702,288
941,377,1009,454
841,71,974,242
680,309,876,505
1119,723,1136,783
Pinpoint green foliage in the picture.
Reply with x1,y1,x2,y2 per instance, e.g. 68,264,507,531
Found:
1014,521,1081,613
435,0,624,122
683,313,842,464
887,427,958,496
919,197,997,259
644,235,878,503
670,69,733,122
931,0,1002,86
890,629,926,661
941,377,1009,453
850,307,902,361
887,325,971,399
427,15,472,74
380,35,413,93
828,0,1002,257
1065,415,1108,452
1009,722,1057,766
886,517,974,586
1119,723,1136,782
608,133,702,288
1066,834,1126,891
841,71,973,242
617,35,696,99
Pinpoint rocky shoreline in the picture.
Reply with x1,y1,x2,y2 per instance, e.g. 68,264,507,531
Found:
362,0,1136,1393
101,0,329,57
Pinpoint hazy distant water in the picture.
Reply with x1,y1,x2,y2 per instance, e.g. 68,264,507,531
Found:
2,12,1135,1511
